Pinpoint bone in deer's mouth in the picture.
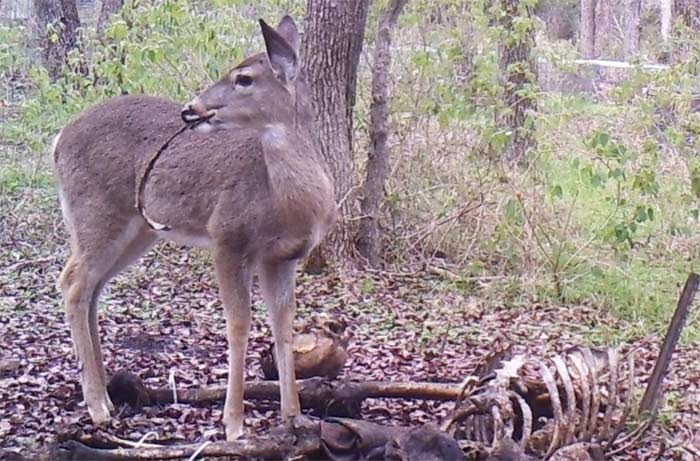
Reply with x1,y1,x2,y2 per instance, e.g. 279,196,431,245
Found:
184,113,215,129
188,119,215,134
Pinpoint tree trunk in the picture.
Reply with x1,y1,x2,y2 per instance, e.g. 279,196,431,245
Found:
356,0,408,267
301,0,370,268
535,1,574,41
33,0,81,80
661,0,673,43
623,0,642,59
593,0,611,58
497,0,537,164
97,0,124,37
580,0,596,58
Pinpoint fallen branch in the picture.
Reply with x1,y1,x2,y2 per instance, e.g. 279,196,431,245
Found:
56,419,462,461
639,272,699,414
108,372,463,418
54,434,308,461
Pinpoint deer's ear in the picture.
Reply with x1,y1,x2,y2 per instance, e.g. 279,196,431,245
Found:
276,15,299,53
260,18,298,83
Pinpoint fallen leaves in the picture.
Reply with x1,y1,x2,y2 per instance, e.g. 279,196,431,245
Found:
1,190,699,460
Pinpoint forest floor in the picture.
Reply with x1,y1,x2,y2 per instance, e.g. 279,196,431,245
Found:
1,187,700,460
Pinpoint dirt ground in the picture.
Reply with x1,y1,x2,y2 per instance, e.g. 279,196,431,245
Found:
1,189,700,460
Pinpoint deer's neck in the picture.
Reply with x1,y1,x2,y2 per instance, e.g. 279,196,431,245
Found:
261,124,333,215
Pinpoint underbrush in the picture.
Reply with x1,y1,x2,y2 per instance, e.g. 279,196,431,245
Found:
2,0,700,341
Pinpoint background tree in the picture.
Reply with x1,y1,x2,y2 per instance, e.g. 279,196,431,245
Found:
669,0,700,61
661,0,673,47
33,0,81,79
578,0,614,59
357,0,409,267
535,0,575,41
579,0,595,58
301,0,370,268
97,0,124,37
623,0,642,59
674,0,700,29
593,0,611,58
495,0,537,164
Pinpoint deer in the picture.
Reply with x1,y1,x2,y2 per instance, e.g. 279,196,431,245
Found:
51,15,336,441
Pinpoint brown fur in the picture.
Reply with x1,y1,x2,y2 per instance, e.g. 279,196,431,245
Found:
52,16,335,440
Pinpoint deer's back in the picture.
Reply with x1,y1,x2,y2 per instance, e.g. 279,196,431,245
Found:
53,94,318,255
54,95,186,218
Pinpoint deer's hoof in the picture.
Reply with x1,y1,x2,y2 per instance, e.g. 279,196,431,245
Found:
225,419,245,441
87,399,112,426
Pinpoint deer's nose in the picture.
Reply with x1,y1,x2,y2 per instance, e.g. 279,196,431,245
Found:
181,99,213,123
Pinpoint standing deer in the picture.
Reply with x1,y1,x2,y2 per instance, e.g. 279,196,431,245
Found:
52,16,336,440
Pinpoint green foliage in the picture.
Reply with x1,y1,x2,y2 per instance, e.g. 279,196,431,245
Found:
6,0,300,154
0,25,29,80
4,0,700,341
0,165,53,194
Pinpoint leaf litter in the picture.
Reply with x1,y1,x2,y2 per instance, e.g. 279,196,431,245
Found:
1,189,700,460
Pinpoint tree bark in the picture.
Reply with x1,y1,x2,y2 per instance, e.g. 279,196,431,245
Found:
301,0,370,268
356,0,408,267
623,0,642,59
593,0,612,58
535,1,574,41
497,0,537,164
32,0,81,80
579,0,596,58
97,0,124,37
661,0,673,44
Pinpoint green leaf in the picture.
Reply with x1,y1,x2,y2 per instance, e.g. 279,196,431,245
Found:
692,177,700,198
591,131,610,149
634,206,648,223
504,198,521,225
590,173,604,188
551,185,563,199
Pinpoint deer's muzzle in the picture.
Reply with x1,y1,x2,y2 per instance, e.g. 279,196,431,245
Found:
181,99,216,124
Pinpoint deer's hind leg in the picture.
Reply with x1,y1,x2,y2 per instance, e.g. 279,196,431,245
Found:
58,215,155,425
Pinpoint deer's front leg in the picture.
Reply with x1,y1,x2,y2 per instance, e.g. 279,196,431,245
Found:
259,259,301,421
213,252,253,441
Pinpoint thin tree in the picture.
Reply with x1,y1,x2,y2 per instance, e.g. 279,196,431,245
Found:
496,0,537,164
357,0,409,267
580,0,596,58
97,0,124,37
661,0,673,45
301,0,370,269
623,0,642,59
33,0,81,79
593,0,611,58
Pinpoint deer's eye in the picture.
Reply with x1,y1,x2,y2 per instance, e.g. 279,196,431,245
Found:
235,75,253,88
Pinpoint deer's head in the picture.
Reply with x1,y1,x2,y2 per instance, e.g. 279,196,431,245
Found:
181,16,301,134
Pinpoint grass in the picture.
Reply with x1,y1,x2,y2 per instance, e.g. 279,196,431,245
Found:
0,162,54,194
